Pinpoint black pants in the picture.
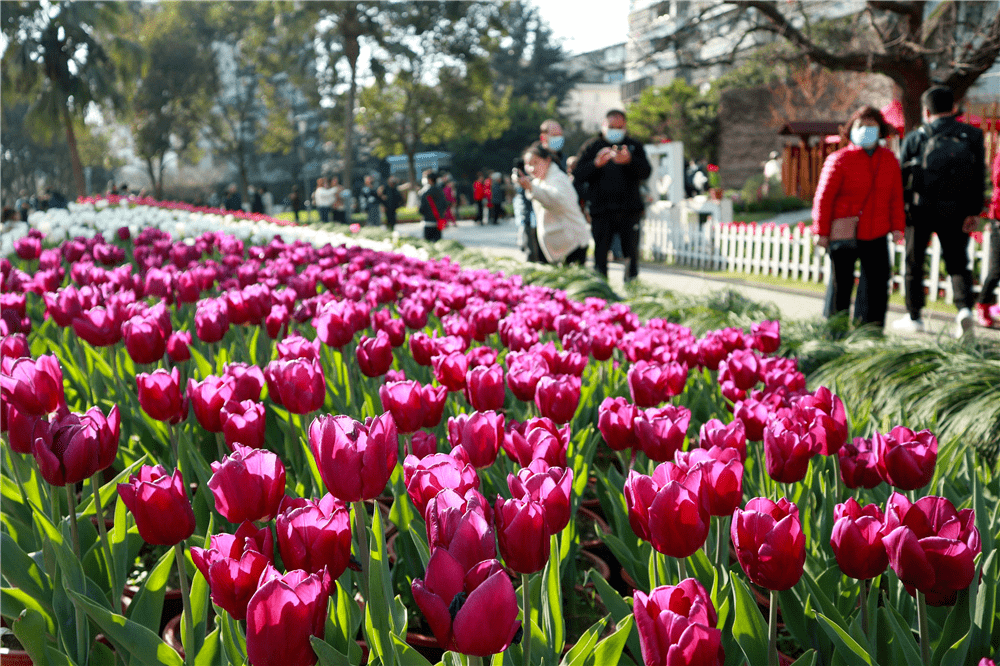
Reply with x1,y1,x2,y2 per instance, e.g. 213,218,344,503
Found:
385,209,397,232
592,211,641,280
564,245,587,266
423,221,441,242
318,206,331,224
979,219,1000,306
824,237,891,327
333,209,346,224
476,200,484,224
904,219,975,317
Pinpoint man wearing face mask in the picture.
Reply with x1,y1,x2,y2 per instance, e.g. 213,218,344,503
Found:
573,109,652,281
895,86,985,337
812,105,904,329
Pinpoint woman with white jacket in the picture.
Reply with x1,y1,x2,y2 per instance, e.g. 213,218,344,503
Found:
517,143,591,265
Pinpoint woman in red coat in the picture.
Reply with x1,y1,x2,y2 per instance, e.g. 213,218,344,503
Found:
812,105,905,328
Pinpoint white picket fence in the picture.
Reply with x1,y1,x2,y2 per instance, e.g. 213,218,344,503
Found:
640,209,997,304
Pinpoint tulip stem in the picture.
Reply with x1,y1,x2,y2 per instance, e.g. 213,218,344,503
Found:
90,474,117,596
521,572,532,666
215,431,227,460
860,579,869,640
169,423,180,471
767,589,779,666
917,590,930,666
66,485,88,664
352,501,370,601
832,454,843,503
174,543,194,666
715,516,729,569
468,657,484,666
677,557,687,582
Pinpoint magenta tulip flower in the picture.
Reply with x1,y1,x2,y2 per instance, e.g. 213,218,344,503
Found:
136,367,187,424
190,522,273,620
220,399,266,450
33,405,120,486
309,413,398,503
356,329,394,377
838,437,883,489
634,579,724,666
731,497,805,591
534,374,581,424
597,396,640,452
403,451,480,518
208,444,286,523
447,411,504,469
1,354,65,416
625,466,710,558
634,404,691,462
830,498,888,580
874,426,937,490
275,494,353,579
118,465,196,546
424,488,496,570
246,566,332,666
698,418,747,461
264,357,326,414
508,462,573,534
379,380,425,433
495,496,550,574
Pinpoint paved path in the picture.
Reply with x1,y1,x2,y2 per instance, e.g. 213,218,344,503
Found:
393,216,997,340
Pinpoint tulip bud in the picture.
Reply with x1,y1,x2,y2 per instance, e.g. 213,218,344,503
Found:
534,374,581,424
209,444,286,523
122,315,167,365
731,497,805,591
433,351,468,392
195,299,229,343
838,437,882,489
635,405,691,462
495,496,550,573
762,415,820,483
466,364,505,411
188,376,234,432
830,498,888,580
34,405,120,486
137,367,187,424
275,494,353,579
379,380,425,433
246,567,332,666
263,357,326,414
412,553,521,656
356,329,394,377
166,331,192,362
409,430,438,458
447,411,504,469
403,452,480,517
634,579,724,666
118,465,196,546
597,396,640,452
508,462,573,534
0,354,65,416
310,413,398,502
874,426,937,491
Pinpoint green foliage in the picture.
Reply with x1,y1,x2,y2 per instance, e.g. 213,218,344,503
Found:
626,79,718,162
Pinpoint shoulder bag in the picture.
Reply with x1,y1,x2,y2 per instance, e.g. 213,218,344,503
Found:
829,152,881,246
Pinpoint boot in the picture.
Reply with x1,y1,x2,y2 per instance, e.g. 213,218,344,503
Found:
976,303,995,328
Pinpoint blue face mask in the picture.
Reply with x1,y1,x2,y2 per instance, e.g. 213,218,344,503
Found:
850,125,879,148
604,127,626,144
546,135,564,151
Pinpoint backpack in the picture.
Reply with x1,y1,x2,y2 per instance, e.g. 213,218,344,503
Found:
915,123,977,203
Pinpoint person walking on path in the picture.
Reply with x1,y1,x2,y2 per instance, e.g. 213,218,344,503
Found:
419,170,448,242
378,176,404,232
473,172,487,225
488,172,505,225
250,185,264,214
573,109,652,281
330,176,347,224
361,175,381,227
977,150,1000,328
893,86,985,337
518,142,591,266
223,183,242,212
812,105,905,328
289,185,304,222
313,177,336,224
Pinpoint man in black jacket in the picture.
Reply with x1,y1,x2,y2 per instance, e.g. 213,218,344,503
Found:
418,170,448,242
573,109,652,281
894,86,985,337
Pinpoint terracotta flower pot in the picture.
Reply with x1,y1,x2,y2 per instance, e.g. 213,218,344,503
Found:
162,613,184,658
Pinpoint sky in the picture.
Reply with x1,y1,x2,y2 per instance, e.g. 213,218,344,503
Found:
534,0,631,56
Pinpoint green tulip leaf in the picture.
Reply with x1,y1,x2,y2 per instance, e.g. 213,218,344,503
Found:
0,532,53,611
126,545,174,634
881,603,923,666
815,612,873,666
12,607,51,666
937,630,971,666
592,614,634,666
311,636,354,666
789,649,817,666
193,627,221,666
730,577,769,666
2,586,56,636
586,569,642,659
542,534,565,656
391,634,436,666
972,551,997,657
221,610,247,665
931,585,971,666
67,589,183,666
559,615,606,666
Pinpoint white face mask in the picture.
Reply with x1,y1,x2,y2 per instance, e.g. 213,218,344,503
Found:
850,125,879,148
603,127,626,144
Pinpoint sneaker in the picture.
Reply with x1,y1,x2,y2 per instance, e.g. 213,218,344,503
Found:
892,316,925,333
955,308,974,338
976,303,995,328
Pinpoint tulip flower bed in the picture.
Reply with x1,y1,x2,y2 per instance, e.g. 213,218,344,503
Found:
2,202,999,666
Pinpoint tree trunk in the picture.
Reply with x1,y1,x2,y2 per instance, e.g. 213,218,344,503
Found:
343,33,359,205
62,104,86,198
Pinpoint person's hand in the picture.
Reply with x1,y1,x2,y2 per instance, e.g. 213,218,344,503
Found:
517,174,532,190
612,145,632,165
816,236,829,249
595,147,616,167
962,216,979,233
892,230,904,244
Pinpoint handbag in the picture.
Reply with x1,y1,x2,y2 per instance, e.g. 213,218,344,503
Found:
828,153,881,245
